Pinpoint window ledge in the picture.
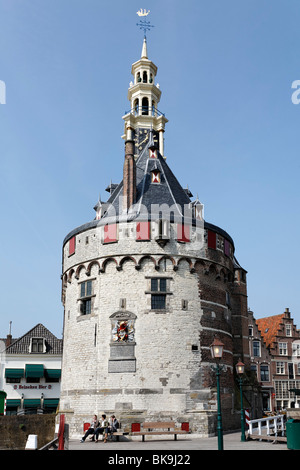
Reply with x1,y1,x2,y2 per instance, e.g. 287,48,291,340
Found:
77,313,97,321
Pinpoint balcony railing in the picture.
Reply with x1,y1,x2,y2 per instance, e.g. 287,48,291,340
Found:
125,106,165,117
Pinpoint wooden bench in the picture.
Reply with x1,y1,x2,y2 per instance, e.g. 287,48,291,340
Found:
131,421,189,441
109,430,129,442
84,422,129,442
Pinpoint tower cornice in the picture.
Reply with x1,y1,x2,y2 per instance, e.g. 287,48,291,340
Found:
131,58,158,76
127,82,162,102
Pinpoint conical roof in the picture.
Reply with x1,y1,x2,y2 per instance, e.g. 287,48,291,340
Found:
103,142,192,224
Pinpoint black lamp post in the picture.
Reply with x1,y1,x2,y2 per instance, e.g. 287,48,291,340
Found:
236,359,246,442
210,338,224,450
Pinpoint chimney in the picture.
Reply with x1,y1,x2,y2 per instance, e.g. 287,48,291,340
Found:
123,139,136,211
6,334,12,347
285,307,290,318
6,321,12,347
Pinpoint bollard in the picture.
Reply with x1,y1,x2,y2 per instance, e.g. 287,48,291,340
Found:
25,434,38,450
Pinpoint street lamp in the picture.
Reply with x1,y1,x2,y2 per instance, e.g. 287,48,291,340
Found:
210,338,224,450
236,359,246,442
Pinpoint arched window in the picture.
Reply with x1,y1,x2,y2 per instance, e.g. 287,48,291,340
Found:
142,97,149,115
143,71,148,83
136,72,141,83
133,98,139,115
152,100,156,116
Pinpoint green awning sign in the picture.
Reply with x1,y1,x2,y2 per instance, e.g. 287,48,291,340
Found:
23,399,41,407
44,369,61,379
25,364,44,378
5,369,24,378
43,399,59,407
6,399,21,406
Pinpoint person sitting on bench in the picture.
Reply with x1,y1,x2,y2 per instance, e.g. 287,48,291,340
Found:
109,415,119,434
80,415,99,442
94,414,109,443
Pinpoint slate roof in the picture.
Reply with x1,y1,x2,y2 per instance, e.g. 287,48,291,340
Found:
4,323,62,355
256,314,285,349
63,139,235,251
104,142,191,223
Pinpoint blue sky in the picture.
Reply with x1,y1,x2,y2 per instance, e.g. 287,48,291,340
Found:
0,0,299,338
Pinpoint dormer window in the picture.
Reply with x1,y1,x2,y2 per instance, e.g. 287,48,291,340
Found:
151,169,160,183
149,149,157,159
153,220,170,247
30,337,46,353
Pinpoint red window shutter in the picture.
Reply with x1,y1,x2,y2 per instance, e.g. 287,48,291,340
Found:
69,236,75,255
103,224,117,243
136,221,150,241
207,230,216,249
224,239,230,257
177,224,190,242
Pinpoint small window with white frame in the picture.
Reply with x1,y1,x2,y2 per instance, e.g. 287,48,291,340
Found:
30,337,46,353
276,361,285,374
286,324,292,336
279,342,288,355
293,342,300,357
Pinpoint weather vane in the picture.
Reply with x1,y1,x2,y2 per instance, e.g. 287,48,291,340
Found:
136,9,154,38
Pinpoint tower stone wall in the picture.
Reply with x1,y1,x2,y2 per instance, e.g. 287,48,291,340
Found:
60,217,248,436
59,35,251,438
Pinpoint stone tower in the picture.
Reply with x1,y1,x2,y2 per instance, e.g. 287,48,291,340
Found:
59,37,250,437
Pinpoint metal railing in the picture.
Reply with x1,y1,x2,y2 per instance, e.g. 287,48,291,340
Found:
124,106,165,117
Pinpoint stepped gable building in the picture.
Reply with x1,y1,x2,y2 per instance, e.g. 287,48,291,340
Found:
59,37,251,437
248,310,273,414
256,308,300,410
